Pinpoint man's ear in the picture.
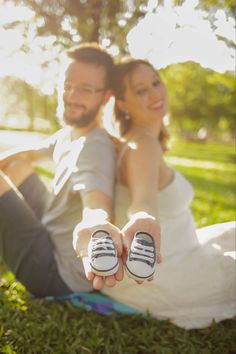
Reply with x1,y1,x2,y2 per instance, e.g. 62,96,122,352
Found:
103,89,113,105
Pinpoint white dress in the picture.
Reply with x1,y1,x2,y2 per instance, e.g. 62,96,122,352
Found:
102,171,236,329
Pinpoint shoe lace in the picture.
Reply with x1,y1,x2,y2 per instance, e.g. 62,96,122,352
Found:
91,236,116,259
131,239,155,264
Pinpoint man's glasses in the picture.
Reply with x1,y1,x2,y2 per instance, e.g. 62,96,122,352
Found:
64,84,107,98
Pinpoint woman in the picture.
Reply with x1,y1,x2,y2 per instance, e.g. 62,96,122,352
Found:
101,58,235,329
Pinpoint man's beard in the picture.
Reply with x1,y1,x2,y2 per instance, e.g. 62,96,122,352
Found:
63,104,101,128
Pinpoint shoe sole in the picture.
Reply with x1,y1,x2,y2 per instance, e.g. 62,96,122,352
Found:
90,261,119,277
125,264,155,282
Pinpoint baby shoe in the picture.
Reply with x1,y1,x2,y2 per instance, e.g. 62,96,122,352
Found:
125,231,156,281
88,230,119,276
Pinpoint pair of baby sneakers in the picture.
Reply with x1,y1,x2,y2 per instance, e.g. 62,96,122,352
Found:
88,230,156,281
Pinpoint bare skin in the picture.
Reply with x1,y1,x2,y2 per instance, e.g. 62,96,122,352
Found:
114,62,174,283
0,157,35,196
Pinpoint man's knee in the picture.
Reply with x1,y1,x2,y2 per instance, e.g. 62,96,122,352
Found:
3,158,34,187
0,172,16,196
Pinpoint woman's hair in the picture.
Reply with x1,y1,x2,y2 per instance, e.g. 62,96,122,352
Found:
111,58,169,151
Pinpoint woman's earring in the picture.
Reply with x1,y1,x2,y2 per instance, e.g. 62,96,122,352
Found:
125,112,130,120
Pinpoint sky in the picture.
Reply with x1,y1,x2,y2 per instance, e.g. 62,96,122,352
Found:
127,0,235,73
0,0,235,95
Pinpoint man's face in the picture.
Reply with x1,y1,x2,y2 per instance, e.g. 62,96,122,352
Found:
63,61,108,127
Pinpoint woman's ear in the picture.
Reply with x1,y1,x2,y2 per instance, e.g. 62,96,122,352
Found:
116,99,127,113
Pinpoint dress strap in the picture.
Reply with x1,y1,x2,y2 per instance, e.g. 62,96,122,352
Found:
116,135,147,183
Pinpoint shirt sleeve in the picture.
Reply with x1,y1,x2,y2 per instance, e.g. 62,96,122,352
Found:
71,134,116,199
40,129,64,155
31,129,62,159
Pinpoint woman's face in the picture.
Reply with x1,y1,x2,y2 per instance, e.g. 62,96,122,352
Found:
121,64,168,127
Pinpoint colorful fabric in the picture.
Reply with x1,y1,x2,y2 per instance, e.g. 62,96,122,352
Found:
45,291,140,315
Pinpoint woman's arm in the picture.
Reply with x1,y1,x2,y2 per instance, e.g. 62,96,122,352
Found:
126,136,159,217
122,136,162,264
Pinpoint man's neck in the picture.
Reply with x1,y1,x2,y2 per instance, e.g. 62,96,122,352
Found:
71,120,100,140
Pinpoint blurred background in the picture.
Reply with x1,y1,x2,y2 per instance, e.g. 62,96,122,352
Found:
0,0,235,142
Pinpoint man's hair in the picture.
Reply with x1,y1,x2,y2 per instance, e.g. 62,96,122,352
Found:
65,43,114,88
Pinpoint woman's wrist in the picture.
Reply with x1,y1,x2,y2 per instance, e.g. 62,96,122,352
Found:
128,210,157,222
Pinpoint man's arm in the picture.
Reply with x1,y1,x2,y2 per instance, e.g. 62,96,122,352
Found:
72,134,123,289
0,135,56,171
73,190,123,290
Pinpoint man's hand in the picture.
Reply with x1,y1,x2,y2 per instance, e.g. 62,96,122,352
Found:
73,218,124,290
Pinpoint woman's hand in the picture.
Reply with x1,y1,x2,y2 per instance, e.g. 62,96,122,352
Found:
121,211,162,283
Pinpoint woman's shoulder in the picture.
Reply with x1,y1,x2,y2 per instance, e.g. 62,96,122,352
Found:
126,134,163,159
130,133,158,144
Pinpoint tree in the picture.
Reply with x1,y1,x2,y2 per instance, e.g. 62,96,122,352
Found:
3,0,235,56
3,0,150,54
197,0,235,15
161,62,235,134
1,0,234,134
174,0,235,15
0,77,58,132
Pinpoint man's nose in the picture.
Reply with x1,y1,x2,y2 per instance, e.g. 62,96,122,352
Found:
65,88,80,102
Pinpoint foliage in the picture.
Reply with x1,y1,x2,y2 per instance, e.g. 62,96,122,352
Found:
197,0,236,16
1,61,235,136
0,0,235,135
3,0,149,54
4,0,235,53
161,62,235,134
0,137,235,353
0,76,59,132
174,0,236,16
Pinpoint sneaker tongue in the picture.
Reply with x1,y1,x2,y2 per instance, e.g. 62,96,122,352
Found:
136,239,151,247
136,233,152,246
94,230,109,238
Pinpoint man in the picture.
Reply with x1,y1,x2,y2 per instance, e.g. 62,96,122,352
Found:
0,43,122,297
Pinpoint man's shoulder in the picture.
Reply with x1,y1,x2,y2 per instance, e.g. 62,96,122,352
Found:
55,126,71,139
86,128,115,147
48,126,70,144
79,128,116,163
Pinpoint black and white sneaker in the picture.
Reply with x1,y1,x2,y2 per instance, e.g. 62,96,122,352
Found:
125,231,156,281
88,230,119,276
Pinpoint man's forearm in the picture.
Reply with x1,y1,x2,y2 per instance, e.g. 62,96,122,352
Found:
0,145,50,170
82,190,113,223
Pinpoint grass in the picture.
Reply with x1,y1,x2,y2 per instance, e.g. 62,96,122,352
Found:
167,138,235,227
0,136,235,354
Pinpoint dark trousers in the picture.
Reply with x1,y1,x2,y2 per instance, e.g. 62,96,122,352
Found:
0,174,71,297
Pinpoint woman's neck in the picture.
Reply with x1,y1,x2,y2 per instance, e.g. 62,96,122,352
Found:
124,122,161,141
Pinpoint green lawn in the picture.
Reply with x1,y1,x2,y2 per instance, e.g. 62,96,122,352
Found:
167,138,235,227
0,137,235,354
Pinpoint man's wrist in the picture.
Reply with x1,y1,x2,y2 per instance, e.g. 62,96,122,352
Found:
83,207,111,225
